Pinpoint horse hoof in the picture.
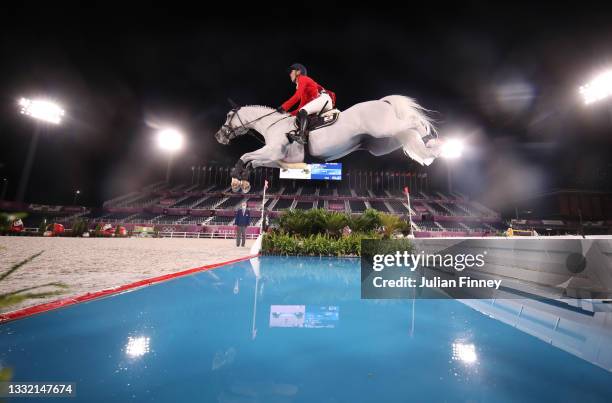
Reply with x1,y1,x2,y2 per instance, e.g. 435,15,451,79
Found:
240,180,251,194
231,178,241,192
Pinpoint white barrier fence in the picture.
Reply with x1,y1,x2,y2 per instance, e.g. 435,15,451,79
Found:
156,231,258,239
19,228,258,240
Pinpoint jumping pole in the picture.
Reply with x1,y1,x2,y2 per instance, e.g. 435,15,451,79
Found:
404,186,414,235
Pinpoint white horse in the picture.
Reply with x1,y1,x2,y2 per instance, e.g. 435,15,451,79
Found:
215,95,442,192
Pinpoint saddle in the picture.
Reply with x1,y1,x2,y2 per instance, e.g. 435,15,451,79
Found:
293,109,341,132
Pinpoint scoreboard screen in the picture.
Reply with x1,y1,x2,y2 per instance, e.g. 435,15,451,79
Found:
279,163,342,181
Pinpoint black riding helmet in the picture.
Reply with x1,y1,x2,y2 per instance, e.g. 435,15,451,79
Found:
288,63,308,76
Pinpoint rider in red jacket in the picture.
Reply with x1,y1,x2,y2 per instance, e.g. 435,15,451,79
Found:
277,63,336,145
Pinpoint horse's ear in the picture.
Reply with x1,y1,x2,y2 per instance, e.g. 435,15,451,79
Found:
228,98,239,109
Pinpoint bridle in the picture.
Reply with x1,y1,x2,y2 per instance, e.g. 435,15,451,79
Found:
220,106,287,144
220,108,249,141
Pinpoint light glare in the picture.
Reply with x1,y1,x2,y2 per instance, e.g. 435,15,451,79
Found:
125,336,150,357
441,138,464,159
157,129,184,152
19,98,65,124
580,70,612,105
452,342,477,364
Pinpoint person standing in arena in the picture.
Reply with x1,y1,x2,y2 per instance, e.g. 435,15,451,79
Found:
235,201,250,247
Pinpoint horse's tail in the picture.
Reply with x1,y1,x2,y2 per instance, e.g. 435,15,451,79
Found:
380,95,437,136
380,95,439,166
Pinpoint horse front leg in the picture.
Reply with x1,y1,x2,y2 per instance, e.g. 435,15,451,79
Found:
230,159,247,192
229,149,270,192
234,146,286,193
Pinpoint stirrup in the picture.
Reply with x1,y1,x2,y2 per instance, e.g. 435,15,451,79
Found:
286,132,296,144
295,132,308,145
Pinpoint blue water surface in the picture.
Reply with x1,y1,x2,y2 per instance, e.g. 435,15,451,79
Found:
1,256,611,402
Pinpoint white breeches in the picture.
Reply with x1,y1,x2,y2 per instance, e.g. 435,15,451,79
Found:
300,93,333,115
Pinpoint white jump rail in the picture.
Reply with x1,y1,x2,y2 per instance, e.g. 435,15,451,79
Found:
157,231,259,239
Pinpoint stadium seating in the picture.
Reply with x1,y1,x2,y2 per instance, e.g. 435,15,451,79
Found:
318,186,334,196
442,202,472,216
387,200,410,213
217,197,244,209
461,221,489,232
282,186,299,195
368,201,390,213
127,212,161,223
418,220,440,232
172,195,202,208
300,183,317,195
264,185,280,195
353,188,370,197
98,212,136,221
195,197,224,209
273,198,293,210
83,210,109,220
427,202,452,216
437,221,466,232
16,166,500,238
209,216,235,225
337,186,352,196
349,200,367,212
294,201,314,210
371,188,388,197
179,216,210,225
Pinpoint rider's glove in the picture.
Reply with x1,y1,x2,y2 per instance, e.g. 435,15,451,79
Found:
276,106,285,114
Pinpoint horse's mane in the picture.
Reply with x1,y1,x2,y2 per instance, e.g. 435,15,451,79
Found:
243,105,274,111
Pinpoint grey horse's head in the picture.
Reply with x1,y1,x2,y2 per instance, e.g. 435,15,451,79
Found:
215,108,249,145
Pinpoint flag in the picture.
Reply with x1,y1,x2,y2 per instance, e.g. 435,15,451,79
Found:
264,179,268,190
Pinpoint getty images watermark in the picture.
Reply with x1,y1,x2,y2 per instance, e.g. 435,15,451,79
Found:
360,239,503,299
370,250,501,290
360,238,610,300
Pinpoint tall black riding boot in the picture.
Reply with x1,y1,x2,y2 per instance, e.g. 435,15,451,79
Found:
296,109,309,145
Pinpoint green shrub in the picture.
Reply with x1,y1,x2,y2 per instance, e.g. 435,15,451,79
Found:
379,213,409,239
70,218,89,237
262,232,300,255
349,209,382,233
268,208,410,256
278,209,310,236
323,212,349,238
262,231,375,256
361,238,413,257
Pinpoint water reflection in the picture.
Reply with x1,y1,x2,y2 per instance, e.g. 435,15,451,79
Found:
269,305,339,328
452,341,478,364
125,336,150,358
250,257,261,340
2,256,611,402
212,347,236,370
460,298,612,372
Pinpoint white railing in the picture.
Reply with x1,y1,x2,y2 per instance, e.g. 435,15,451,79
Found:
157,231,258,239
18,227,258,239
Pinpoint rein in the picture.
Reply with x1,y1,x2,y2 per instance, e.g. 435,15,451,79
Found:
224,107,289,144
230,108,278,131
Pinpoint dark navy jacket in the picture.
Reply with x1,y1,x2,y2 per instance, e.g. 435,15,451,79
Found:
235,208,251,227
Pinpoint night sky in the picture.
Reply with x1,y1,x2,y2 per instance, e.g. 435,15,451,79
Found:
1,3,611,210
